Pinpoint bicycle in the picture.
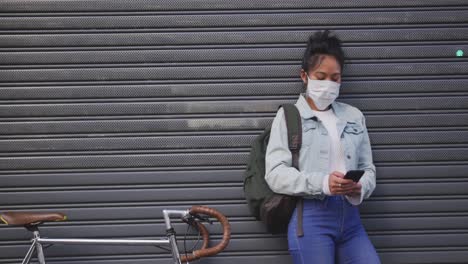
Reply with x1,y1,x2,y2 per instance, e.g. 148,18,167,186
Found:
1,205,231,264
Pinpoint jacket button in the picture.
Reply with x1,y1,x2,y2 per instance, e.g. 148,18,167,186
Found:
347,155,351,159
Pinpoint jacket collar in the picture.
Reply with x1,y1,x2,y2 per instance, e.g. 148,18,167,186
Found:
295,94,354,122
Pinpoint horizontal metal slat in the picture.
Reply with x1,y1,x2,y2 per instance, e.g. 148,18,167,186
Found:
366,113,468,128
1,48,304,64
1,165,468,188
375,164,468,180
1,96,467,117
362,216,468,233
372,148,468,163
0,170,244,187
2,197,467,217
0,118,273,135
0,100,289,117
2,45,468,65
0,187,244,206
1,130,467,153
0,114,467,135
0,153,249,170
1,0,467,12
361,199,468,214
0,82,301,99
0,135,256,152
344,96,468,111
1,28,467,47
377,251,468,264
371,181,468,197
3,180,468,205
371,233,468,249
369,131,468,145
2,10,467,30
0,148,467,170
1,79,467,99
0,65,298,82
1,63,467,82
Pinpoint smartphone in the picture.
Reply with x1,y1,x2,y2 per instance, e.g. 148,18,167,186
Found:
344,170,365,182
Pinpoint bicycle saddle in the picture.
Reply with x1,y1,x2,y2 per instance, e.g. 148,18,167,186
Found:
0,212,66,226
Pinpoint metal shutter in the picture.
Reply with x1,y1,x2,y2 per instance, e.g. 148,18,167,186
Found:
1,1,467,263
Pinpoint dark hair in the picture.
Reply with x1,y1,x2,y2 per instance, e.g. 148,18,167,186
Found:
301,30,345,73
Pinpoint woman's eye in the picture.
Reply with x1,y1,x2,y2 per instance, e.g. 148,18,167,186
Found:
332,76,341,82
315,74,325,80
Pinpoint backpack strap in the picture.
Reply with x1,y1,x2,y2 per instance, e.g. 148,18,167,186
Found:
281,104,302,169
281,104,304,237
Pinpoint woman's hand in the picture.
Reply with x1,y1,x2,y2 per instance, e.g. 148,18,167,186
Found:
328,171,361,196
347,183,362,198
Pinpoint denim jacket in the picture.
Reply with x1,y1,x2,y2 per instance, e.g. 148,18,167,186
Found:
265,94,376,205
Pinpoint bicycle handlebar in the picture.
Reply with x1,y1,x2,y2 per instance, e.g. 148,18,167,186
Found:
180,206,231,263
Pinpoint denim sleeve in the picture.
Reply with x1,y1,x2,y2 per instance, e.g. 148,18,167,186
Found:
348,115,377,205
264,108,325,196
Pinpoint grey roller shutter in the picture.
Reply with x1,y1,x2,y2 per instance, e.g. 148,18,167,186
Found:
0,1,467,263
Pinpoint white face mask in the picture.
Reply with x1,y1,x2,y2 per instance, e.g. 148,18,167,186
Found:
306,77,340,110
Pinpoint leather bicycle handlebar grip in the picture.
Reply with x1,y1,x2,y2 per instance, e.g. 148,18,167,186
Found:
180,220,210,263
188,206,231,259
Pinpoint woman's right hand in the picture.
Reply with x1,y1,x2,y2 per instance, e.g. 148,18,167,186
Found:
328,171,356,195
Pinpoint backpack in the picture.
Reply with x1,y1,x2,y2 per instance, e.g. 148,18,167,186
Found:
243,104,304,236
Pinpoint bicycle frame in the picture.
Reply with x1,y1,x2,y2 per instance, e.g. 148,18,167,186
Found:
22,209,189,264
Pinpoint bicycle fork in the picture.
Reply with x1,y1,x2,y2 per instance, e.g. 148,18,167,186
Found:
163,209,189,264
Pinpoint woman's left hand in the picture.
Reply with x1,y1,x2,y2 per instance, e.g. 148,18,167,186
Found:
346,182,362,197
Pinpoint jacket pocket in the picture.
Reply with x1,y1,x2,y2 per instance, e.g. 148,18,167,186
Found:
302,121,317,146
344,123,364,135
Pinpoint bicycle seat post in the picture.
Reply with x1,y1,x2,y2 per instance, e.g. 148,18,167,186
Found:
35,231,46,264
23,225,46,264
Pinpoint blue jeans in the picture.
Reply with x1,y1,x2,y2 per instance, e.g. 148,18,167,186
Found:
288,196,381,264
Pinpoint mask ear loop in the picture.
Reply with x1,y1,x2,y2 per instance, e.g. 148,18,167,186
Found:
302,75,309,94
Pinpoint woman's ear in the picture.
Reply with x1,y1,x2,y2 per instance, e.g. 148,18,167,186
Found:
300,69,308,93
300,69,308,84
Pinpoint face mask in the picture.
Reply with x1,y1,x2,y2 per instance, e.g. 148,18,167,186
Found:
306,77,340,110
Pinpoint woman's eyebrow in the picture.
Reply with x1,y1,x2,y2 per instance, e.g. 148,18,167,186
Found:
314,71,341,75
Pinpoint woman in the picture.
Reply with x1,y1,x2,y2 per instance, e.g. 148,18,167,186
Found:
265,31,381,264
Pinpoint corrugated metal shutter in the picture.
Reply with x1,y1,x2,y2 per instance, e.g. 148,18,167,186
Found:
1,0,467,263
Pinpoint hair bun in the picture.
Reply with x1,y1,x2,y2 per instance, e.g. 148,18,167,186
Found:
302,30,345,72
